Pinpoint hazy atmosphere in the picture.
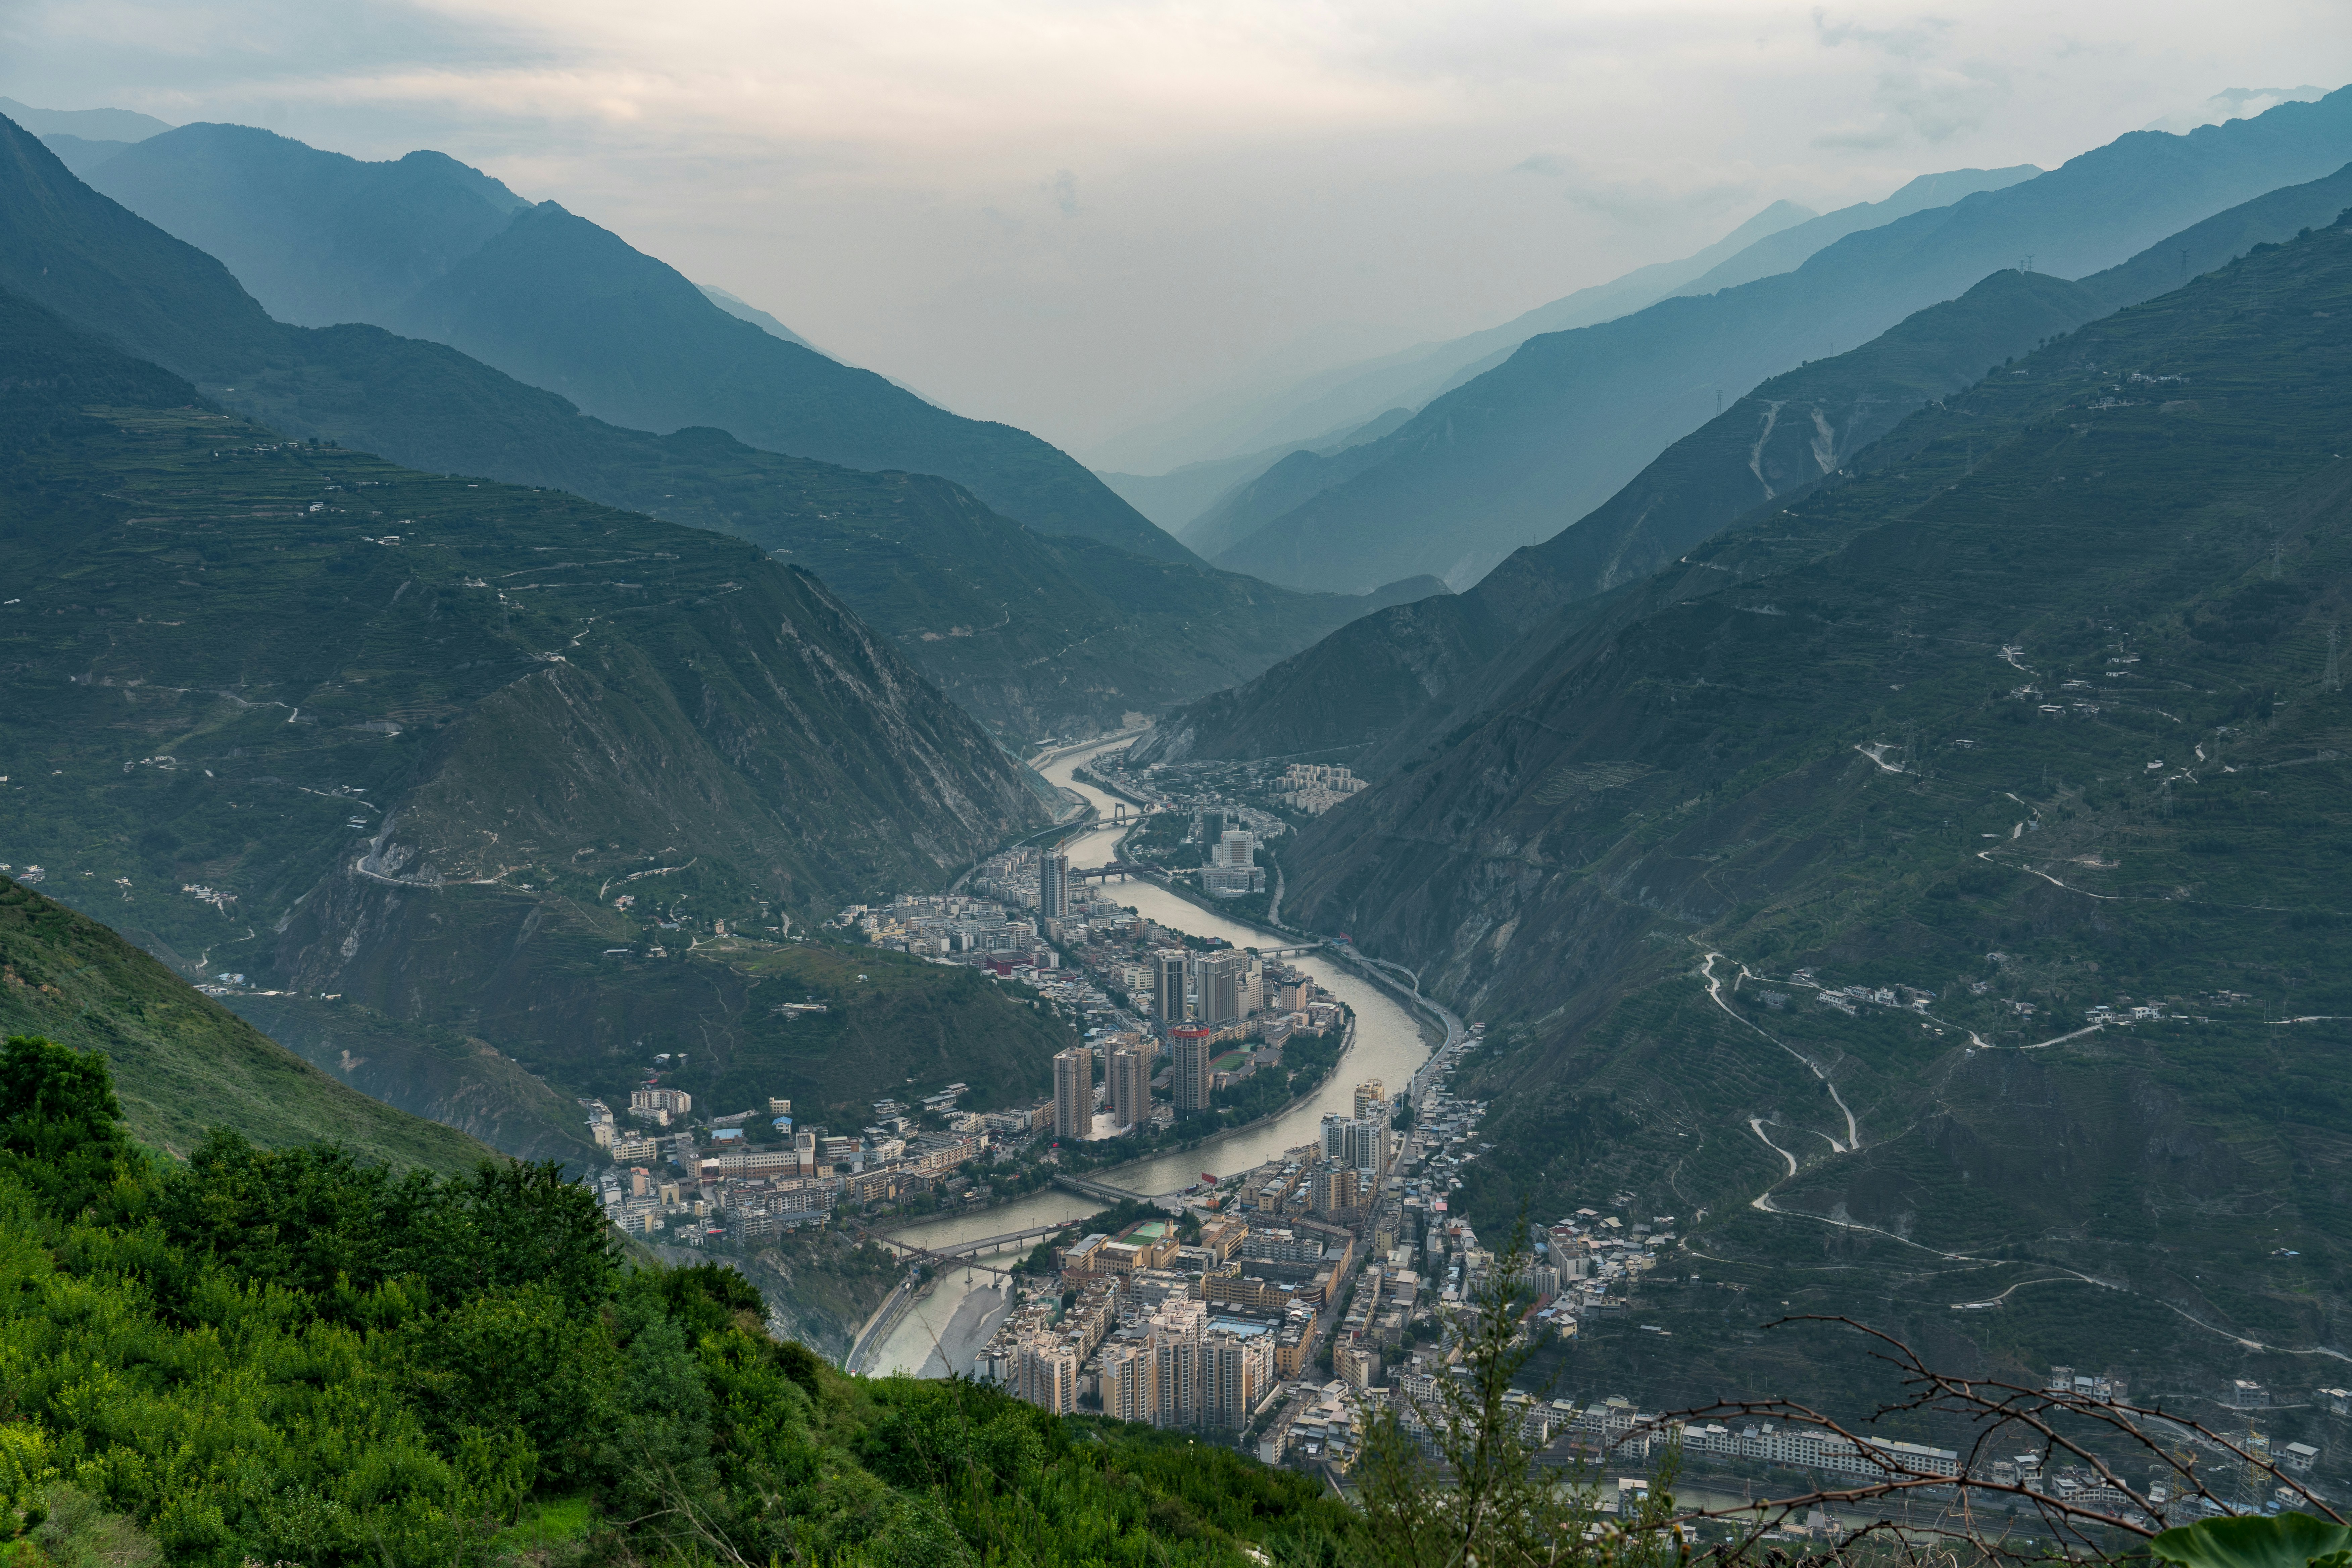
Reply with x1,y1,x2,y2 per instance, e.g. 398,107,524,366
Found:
8,3,2352,1561
7,0,2347,456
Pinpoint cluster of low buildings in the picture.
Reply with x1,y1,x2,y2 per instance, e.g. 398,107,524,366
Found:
836,885,1073,974
1275,764,1368,815
581,1082,995,1242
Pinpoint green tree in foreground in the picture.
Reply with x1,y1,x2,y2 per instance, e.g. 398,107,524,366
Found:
0,1034,136,1219
1351,1213,1684,1568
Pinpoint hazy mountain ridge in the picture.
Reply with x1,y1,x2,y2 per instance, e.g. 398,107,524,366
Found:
1090,169,2042,489
77,119,1187,562
87,122,527,330
1213,88,2352,593
1,116,1417,739
1136,163,2352,774
1662,165,2041,300
1277,222,2352,1366
1086,198,1826,476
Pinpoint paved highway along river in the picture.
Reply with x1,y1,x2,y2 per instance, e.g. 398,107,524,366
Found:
865,734,1436,1376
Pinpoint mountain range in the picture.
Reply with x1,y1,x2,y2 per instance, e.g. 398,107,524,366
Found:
1093,166,2037,505
1205,87,2352,593
0,271,1075,1156
1,116,1426,740
1136,162,2352,774
1272,215,2352,1381
78,121,1186,562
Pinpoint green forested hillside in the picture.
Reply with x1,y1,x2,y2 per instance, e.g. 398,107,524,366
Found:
0,881,495,1171
0,1043,1349,1567
1290,218,2352,1395
0,285,1066,1143
0,114,1415,740
1138,165,2352,774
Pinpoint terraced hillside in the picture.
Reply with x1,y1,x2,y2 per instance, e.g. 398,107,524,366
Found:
0,286,1071,1138
1289,220,2352,1393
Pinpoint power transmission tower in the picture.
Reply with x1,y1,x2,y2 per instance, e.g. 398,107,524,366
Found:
2326,623,2342,693
2179,248,2190,283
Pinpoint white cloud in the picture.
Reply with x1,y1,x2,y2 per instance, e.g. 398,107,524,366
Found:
4,0,2347,455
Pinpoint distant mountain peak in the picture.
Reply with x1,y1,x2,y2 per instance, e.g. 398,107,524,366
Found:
0,96,174,142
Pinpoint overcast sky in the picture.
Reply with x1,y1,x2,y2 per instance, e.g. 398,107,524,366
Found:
7,0,2347,464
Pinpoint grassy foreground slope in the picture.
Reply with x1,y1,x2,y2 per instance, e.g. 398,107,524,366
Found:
0,880,494,1172
1291,219,2352,1395
0,1044,1350,1568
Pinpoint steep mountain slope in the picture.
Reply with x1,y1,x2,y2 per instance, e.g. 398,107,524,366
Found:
0,284,1067,1137
1218,89,2352,592
1137,164,2352,770
211,342,1439,737
80,120,1184,562
0,117,1410,739
1098,404,1410,541
1090,170,2040,484
1290,222,2352,1371
0,877,498,1172
35,133,130,178
698,281,820,350
1664,165,2040,299
87,122,529,329
1087,199,1823,476
1174,420,1403,563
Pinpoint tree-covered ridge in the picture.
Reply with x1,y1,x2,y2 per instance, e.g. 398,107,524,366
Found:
0,1036,1352,1568
1286,215,2352,1394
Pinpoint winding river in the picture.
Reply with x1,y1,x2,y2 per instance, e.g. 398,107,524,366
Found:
866,735,1436,1377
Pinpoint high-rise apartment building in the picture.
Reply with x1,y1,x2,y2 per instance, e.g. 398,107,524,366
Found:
1200,1327,1275,1430
1100,1339,1158,1424
1053,1046,1094,1140
1170,1027,1214,1114
1153,948,1190,1022
1108,1042,1154,1130
1321,1111,1387,1175
1148,1299,1207,1427
1353,1080,1386,1120
1015,1335,1080,1414
1200,820,1266,897
1197,949,1247,1023
1038,848,1070,920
